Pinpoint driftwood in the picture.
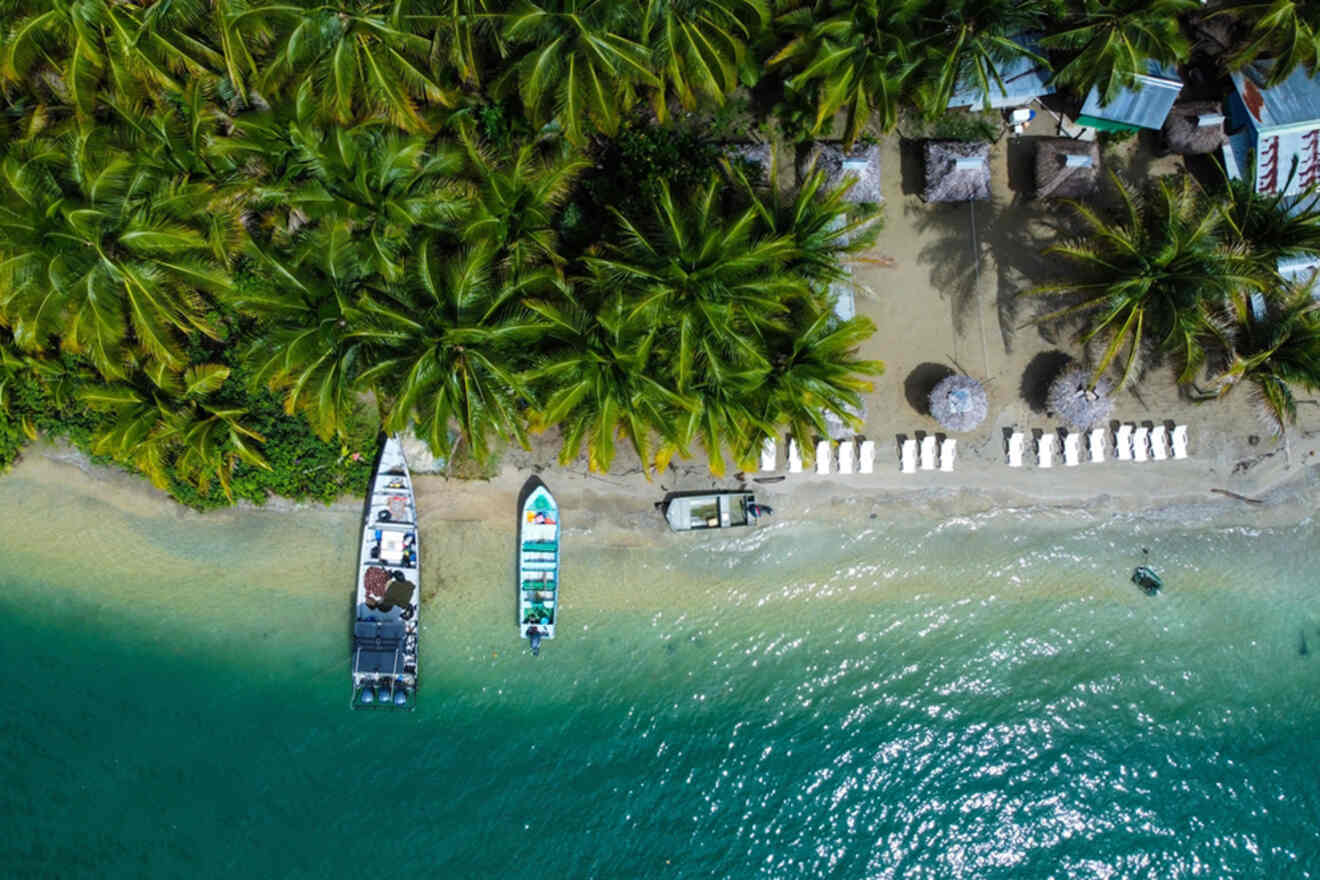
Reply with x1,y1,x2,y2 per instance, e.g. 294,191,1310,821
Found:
1210,488,1264,504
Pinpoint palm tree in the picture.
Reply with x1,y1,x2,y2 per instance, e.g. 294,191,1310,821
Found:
354,241,550,465
81,363,270,499
584,176,805,395
1217,0,1320,86
1029,173,1266,389
234,0,456,132
639,0,769,119
1041,0,1196,108
914,0,1058,115
1211,283,1320,434
524,293,692,473
0,132,233,380
768,0,923,144
1219,176,1320,277
499,0,658,144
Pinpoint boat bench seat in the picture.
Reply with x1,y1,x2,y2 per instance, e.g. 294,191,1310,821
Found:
522,540,558,552
522,580,555,591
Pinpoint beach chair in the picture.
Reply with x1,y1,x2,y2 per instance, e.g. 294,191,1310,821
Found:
1150,425,1169,460
940,438,956,472
1088,428,1105,463
1171,425,1189,459
900,438,917,473
1132,426,1149,462
760,437,776,472
815,440,832,474
858,440,875,474
1037,432,1056,468
1007,431,1025,467
1115,424,1132,461
788,439,803,473
1063,432,1081,466
920,434,937,470
837,440,855,475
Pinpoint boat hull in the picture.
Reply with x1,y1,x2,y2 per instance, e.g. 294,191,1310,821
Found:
518,481,559,647
662,491,756,532
352,435,419,709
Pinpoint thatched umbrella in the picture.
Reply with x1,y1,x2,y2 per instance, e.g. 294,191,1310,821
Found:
1047,366,1115,430
1161,100,1226,155
1034,138,1101,199
798,142,883,203
923,140,991,203
928,374,988,432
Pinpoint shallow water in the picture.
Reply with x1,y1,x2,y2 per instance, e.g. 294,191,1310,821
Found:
2,462,1319,878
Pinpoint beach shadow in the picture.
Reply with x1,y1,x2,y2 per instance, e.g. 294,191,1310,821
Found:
898,138,925,196
904,362,956,415
1021,350,1073,412
1006,137,1038,196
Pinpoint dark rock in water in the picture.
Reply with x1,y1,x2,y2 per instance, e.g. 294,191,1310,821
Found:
665,642,677,655
1300,631,1310,657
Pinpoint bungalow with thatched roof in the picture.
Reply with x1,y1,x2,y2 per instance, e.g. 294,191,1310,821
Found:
1161,100,1226,155
797,143,883,203
1034,138,1100,199
923,141,991,203
1224,63,1320,196
946,35,1054,110
1077,61,1182,133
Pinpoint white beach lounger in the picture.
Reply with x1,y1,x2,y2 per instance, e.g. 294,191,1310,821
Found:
1132,426,1149,462
920,434,937,470
900,438,917,474
1088,428,1105,463
1063,432,1081,466
858,440,875,473
815,440,832,474
1007,431,1025,467
837,440,855,475
1150,425,1169,460
1037,432,1055,468
1115,424,1132,461
1171,425,1188,460
760,437,776,472
788,439,803,473
940,438,956,472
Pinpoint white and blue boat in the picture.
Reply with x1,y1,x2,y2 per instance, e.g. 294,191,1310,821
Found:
518,480,559,656
351,435,419,708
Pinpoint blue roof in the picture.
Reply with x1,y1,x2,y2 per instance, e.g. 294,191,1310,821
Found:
946,38,1054,109
1230,64,1320,130
1079,61,1182,130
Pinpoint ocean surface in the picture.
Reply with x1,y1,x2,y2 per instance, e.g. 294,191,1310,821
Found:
2,461,1318,878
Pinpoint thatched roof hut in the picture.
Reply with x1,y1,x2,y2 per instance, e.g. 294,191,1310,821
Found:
1047,366,1114,430
928,375,988,432
1161,100,1227,155
923,140,991,203
1034,138,1101,199
798,143,883,203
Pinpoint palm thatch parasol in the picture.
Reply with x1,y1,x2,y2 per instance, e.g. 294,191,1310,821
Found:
1161,101,1226,155
798,142,884,203
1047,366,1115,430
1034,138,1101,199
923,140,991,203
928,374,988,432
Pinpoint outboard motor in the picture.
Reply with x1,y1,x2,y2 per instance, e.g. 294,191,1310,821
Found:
393,688,408,706
528,628,542,657
360,686,375,705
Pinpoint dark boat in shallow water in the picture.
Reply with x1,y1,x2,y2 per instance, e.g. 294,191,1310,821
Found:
1132,566,1162,595
352,435,419,709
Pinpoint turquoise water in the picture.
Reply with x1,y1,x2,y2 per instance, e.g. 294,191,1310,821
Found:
2,464,1319,878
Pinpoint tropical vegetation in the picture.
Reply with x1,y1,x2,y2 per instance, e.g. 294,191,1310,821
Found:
0,0,1318,505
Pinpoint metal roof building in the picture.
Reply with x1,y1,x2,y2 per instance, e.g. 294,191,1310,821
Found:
1224,64,1320,196
1077,61,1182,132
946,37,1054,110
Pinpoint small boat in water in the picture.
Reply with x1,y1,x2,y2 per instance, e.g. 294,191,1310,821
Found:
660,491,769,532
1132,565,1162,595
351,435,419,709
519,479,559,656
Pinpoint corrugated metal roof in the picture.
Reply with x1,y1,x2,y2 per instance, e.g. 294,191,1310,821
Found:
946,38,1054,109
1079,61,1182,130
1230,64,1320,130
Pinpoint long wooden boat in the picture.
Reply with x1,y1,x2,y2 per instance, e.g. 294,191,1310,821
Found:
351,435,419,708
661,491,762,532
518,480,559,656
